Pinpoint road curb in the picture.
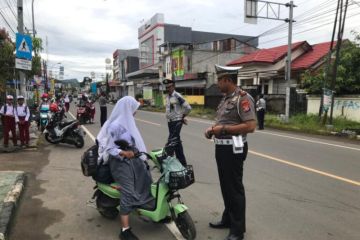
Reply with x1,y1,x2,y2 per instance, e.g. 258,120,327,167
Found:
0,172,26,240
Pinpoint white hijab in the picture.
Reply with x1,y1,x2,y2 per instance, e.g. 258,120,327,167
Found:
97,96,147,163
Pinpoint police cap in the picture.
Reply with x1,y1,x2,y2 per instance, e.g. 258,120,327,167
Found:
162,79,174,85
215,64,242,78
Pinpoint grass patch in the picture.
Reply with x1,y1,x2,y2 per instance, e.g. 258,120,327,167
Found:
266,113,360,135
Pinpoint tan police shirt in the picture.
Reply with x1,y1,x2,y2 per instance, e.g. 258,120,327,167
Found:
215,88,256,139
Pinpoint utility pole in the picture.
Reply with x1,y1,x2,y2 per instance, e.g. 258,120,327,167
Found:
285,1,294,122
329,0,349,125
17,0,26,98
31,0,36,37
245,0,296,122
319,0,341,118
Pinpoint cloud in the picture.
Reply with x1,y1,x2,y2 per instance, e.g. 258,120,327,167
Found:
9,0,356,80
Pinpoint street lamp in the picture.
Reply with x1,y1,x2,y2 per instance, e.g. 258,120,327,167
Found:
32,0,36,37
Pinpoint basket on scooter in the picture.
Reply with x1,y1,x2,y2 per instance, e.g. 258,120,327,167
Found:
168,165,195,190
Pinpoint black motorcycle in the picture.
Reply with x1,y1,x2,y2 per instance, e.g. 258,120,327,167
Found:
44,111,85,148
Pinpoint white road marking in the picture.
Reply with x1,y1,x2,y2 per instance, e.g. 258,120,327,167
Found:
135,118,161,126
258,131,360,151
68,111,183,239
249,150,360,186
68,112,95,142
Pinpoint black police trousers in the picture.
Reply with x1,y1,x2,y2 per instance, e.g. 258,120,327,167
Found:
257,109,265,130
167,120,187,166
215,142,248,235
100,106,107,127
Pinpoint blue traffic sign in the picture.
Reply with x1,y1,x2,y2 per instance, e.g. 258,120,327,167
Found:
16,33,33,60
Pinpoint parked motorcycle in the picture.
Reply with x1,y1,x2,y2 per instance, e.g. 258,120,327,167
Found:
44,111,85,148
91,140,196,239
76,101,94,124
39,103,50,131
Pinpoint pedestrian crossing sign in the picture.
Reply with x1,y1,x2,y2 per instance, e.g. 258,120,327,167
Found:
16,33,33,60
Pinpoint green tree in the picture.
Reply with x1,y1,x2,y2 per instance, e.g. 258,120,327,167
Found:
301,31,360,94
30,37,43,76
0,28,15,96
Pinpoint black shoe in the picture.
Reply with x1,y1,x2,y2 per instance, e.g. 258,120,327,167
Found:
209,220,230,229
119,228,139,240
224,233,244,240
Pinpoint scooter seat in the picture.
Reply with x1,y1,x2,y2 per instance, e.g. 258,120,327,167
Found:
59,120,76,128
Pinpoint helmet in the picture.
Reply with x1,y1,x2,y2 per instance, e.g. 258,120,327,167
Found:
6,95,14,100
50,102,59,112
41,93,49,99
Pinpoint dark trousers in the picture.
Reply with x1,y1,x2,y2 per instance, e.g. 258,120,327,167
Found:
65,103,70,112
3,116,17,146
215,143,248,235
100,106,107,127
257,109,265,130
167,120,187,166
18,116,30,145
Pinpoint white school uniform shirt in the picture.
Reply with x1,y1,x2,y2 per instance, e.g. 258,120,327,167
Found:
15,104,30,122
0,104,15,117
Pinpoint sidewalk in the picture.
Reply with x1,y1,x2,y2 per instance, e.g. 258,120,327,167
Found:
0,122,39,153
0,122,40,240
0,171,25,240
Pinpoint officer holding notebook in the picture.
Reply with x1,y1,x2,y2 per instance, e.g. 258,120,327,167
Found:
204,65,256,240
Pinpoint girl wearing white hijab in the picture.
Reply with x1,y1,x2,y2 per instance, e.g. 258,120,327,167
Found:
97,96,152,240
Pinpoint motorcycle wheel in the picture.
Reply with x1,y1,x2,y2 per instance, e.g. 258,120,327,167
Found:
44,132,59,144
96,196,119,220
175,211,196,240
74,134,84,148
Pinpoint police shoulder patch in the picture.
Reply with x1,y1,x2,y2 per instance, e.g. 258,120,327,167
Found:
241,99,251,112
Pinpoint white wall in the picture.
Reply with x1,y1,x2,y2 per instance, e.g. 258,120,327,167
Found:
307,96,360,122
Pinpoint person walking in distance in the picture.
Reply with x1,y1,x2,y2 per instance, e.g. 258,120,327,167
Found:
0,95,17,147
99,92,108,127
204,65,256,240
163,79,191,166
15,96,30,147
256,94,266,130
64,94,70,112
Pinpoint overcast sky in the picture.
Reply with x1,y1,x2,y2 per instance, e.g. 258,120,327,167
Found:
1,0,359,81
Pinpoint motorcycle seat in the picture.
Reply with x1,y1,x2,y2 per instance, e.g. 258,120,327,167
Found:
60,120,76,128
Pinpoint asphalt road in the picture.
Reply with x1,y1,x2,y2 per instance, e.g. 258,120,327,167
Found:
77,102,360,240
8,101,360,240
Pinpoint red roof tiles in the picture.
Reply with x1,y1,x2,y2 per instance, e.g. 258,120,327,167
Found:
291,41,333,70
227,40,334,71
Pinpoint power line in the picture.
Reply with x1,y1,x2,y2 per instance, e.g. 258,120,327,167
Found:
5,0,16,19
260,12,360,45
0,9,16,34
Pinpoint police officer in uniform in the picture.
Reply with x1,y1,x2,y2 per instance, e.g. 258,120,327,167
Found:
205,65,256,240
163,79,192,166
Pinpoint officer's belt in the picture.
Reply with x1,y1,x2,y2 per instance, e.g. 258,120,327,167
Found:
214,137,247,145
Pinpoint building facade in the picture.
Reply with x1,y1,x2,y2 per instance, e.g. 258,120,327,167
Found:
112,49,139,98
127,13,258,106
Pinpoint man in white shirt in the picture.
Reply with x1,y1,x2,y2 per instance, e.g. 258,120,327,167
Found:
15,95,30,147
0,95,17,147
163,79,192,166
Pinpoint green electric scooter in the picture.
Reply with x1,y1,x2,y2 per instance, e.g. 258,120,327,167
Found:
92,140,196,240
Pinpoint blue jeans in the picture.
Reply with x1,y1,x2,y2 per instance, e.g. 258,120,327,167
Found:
167,120,187,166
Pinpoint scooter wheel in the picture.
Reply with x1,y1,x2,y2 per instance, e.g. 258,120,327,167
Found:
175,211,196,240
96,197,119,220
74,134,84,148
44,133,58,144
